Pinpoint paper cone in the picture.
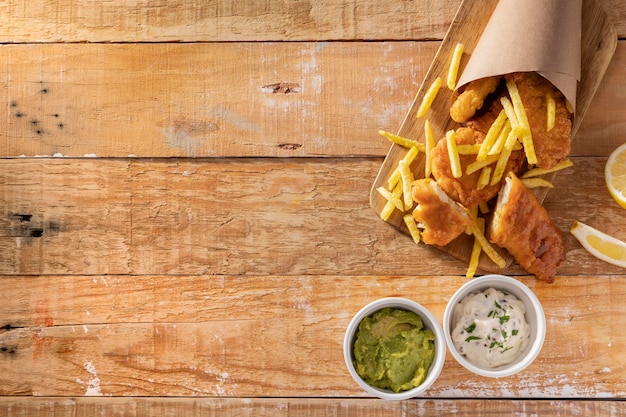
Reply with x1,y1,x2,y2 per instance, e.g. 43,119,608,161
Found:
456,0,582,110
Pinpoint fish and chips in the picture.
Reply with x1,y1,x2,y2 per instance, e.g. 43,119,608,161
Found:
376,43,574,282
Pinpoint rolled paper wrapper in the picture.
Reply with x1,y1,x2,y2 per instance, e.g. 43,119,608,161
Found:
456,0,582,111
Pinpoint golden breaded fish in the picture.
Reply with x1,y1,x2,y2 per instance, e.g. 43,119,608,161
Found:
489,172,565,282
411,178,472,246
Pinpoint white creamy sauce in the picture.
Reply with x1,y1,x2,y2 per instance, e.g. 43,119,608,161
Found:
452,288,530,368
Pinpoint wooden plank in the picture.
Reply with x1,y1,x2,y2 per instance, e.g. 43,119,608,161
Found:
0,0,624,42
0,157,624,276
0,42,427,158
0,398,624,417
0,41,624,158
0,275,624,397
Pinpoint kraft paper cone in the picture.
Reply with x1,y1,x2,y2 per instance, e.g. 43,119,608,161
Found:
456,0,582,110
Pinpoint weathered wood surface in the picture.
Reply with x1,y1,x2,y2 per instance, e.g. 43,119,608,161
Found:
0,157,623,277
0,41,624,158
0,398,624,417
1,0,626,414
0,0,625,42
0,275,624,397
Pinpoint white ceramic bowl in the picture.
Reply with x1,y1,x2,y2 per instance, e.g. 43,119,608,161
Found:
343,297,446,400
443,274,546,378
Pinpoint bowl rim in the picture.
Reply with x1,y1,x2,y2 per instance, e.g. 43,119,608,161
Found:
443,274,546,378
343,297,446,400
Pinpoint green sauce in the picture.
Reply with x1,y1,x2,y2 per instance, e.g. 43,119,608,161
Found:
353,308,436,393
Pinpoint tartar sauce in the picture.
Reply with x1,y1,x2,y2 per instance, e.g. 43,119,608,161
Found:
451,288,530,368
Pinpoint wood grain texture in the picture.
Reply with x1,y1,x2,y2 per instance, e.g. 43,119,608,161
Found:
0,398,624,417
2,0,626,411
0,41,624,158
0,0,624,42
0,275,624,397
0,42,428,158
0,157,624,277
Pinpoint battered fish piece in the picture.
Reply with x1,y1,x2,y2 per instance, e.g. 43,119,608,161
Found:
489,173,565,283
411,178,472,246
430,127,525,208
505,72,572,169
450,76,502,123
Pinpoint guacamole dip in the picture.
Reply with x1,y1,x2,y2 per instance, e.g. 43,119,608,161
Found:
353,307,435,393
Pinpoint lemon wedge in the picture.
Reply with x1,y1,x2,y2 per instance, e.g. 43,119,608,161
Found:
605,142,626,209
570,221,626,268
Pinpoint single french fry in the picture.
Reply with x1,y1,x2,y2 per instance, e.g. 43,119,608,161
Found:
417,77,442,118
522,158,573,178
546,92,556,132
477,109,507,161
457,144,482,155
387,169,401,190
522,135,538,166
521,178,554,189
380,201,396,221
402,145,420,164
566,99,574,114
447,43,465,90
398,159,415,210
424,119,435,178
403,213,422,244
379,130,426,152
446,130,462,178
465,206,478,235
466,217,485,278
478,201,490,214
468,220,506,268
466,154,499,176
476,166,492,190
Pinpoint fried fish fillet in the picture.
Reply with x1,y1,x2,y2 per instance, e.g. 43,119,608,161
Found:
411,178,472,246
504,72,572,169
450,76,502,123
489,172,565,283
430,127,525,208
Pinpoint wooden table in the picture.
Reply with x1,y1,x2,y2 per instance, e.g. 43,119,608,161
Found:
0,1,625,415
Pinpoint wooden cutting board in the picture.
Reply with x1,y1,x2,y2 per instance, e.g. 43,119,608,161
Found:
370,0,617,273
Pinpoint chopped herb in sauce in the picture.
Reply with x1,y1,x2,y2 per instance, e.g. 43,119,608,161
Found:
451,288,530,368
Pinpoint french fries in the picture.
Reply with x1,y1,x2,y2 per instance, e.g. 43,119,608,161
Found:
468,219,507,269
521,158,573,178
478,109,507,161
476,166,492,190
403,214,422,244
398,159,415,210
466,217,485,278
417,77,442,118
446,130,463,178
490,127,521,186
447,43,465,90
424,120,435,178
546,92,556,132
521,178,554,189
379,130,426,152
